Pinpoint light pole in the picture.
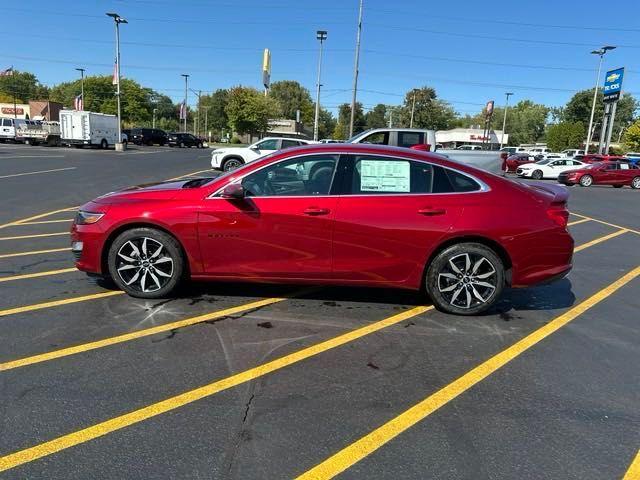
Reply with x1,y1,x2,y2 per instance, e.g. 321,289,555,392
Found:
499,92,513,149
75,68,85,110
314,30,327,141
106,13,127,151
189,88,201,136
181,74,189,132
409,93,416,128
349,0,364,138
152,108,157,129
585,46,616,154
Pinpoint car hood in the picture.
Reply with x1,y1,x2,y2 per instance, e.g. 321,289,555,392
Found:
92,178,212,204
211,147,247,155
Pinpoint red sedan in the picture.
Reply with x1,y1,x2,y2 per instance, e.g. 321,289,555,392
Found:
505,153,536,173
71,144,574,315
558,161,640,188
575,154,627,164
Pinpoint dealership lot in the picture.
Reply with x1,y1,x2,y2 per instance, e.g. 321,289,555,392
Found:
0,145,638,479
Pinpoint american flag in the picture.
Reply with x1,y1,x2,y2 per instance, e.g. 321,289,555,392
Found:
0,66,13,76
179,101,186,120
74,94,83,111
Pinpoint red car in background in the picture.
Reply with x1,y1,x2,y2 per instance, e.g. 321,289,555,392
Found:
71,143,573,316
505,153,536,172
575,154,627,164
558,161,640,188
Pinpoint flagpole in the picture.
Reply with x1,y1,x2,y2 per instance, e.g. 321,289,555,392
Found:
107,13,127,151
13,67,17,120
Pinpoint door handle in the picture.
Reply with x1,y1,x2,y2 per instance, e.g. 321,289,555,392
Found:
303,207,330,216
418,208,446,216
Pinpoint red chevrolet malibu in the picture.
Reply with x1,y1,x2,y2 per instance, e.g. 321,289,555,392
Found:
71,144,573,315
558,161,640,188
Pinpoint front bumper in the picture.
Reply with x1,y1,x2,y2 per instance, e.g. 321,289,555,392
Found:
211,153,222,169
517,169,533,177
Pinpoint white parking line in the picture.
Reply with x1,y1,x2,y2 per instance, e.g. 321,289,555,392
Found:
0,155,66,159
0,167,76,179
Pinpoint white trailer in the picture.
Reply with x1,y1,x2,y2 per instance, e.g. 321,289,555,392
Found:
60,110,122,149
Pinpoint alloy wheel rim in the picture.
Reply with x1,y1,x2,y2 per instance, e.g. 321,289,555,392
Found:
115,237,174,293
633,178,640,188
225,160,240,171
437,253,497,309
582,176,592,186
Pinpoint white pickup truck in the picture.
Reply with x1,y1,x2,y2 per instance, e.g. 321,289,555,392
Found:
348,128,505,174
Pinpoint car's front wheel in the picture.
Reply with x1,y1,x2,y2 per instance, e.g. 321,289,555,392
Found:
107,228,185,298
222,157,243,171
579,175,593,187
631,176,640,189
531,170,543,180
425,243,504,315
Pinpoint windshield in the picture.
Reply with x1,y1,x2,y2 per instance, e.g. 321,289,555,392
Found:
535,159,551,165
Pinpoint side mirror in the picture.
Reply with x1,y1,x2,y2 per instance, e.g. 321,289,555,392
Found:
250,145,259,151
221,183,245,199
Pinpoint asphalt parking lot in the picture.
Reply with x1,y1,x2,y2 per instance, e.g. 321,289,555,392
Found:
0,142,638,479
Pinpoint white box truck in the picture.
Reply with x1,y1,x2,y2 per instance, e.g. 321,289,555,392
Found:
60,110,123,149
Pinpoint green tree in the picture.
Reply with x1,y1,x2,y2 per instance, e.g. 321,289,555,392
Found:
269,80,313,124
397,87,456,130
333,102,365,140
0,70,49,103
365,103,387,129
623,120,640,151
200,89,229,133
225,86,279,135
546,122,585,151
317,108,336,139
563,89,638,139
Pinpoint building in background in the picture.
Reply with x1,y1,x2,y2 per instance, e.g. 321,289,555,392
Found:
0,103,30,119
29,101,63,121
436,127,507,149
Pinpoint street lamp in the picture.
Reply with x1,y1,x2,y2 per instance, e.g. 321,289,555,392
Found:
106,13,128,151
313,30,327,141
499,92,513,149
181,74,189,133
75,68,85,110
585,45,616,154
152,108,157,129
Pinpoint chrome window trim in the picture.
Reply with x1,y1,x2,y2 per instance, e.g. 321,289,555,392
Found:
207,151,491,199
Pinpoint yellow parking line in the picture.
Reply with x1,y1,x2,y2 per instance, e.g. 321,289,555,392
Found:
623,449,640,480
0,207,78,230
0,232,68,241
567,218,591,227
0,305,432,472
0,297,287,372
0,248,70,259
0,268,77,283
573,229,627,253
296,265,640,480
18,219,74,225
0,291,124,317
167,168,213,181
570,212,640,236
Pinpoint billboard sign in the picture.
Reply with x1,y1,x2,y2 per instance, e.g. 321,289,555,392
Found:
603,67,624,103
262,48,271,89
485,100,494,118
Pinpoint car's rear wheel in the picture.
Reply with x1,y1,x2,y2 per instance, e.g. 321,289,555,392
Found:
631,177,640,189
222,157,243,171
426,243,504,315
100,139,108,149
107,228,185,298
579,175,593,187
180,141,185,148
532,169,543,180
613,184,623,188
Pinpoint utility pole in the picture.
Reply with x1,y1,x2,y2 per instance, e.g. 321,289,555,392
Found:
349,0,364,139
585,46,616,154
181,74,189,132
152,108,157,129
499,92,513,149
75,68,85,110
388,106,393,128
409,93,416,128
314,30,327,141
106,13,127,151
189,88,202,136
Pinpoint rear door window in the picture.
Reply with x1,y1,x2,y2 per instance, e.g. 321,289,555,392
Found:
281,139,300,149
358,131,389,145
397,132,424,148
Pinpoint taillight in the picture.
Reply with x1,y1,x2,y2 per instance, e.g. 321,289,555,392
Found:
547,202,569,228
409,144,431,152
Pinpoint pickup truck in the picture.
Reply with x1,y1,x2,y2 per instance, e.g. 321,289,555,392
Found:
15,120,61,146
347,128,505,174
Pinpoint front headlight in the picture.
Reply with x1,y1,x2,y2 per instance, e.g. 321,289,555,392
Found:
75,211,105,225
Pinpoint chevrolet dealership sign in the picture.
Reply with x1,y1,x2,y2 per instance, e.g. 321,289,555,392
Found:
603,67,624,103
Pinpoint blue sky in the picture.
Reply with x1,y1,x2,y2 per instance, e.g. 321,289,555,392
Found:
2,0,640,116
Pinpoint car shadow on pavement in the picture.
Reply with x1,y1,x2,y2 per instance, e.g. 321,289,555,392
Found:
490,278,576,314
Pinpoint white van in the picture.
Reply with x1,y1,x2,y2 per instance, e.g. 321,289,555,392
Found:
0,117,16,142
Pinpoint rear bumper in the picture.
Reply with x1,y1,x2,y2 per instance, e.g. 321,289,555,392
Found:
509,229,574,287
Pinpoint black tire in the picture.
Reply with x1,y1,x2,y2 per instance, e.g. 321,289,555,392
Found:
425,243,505,316
531,170,543,180
107,227,185,298
222,157,243,171
74,144,83,149
613,185,623,188
579,175,593,187
180,141,185,148
198,142,203,148
100,139,108,149
632,176,640,189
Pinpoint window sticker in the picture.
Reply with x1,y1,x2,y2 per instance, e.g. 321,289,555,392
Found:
360,160,410,192
620,163,629,169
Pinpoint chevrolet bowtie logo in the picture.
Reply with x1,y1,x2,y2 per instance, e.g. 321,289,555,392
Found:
606,72,621,83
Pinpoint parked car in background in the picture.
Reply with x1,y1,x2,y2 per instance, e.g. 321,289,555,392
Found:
574,154,626,164
517,158,585,179
456,144,482,151
167,132,204,148
560,149,584,158
130,128,168,146
505,153,536,172
211,137,314,171
529,147,552,155
558,162,640,188
499,146,518,156
15,120,61,146
624,152,640,166
320,139,341,143
0,117,17,142
72,143,573,315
